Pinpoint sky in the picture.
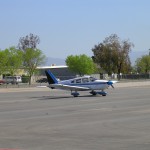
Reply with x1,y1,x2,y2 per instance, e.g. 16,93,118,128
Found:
0,0,150,61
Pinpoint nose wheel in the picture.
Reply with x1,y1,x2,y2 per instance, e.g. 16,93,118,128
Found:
90,90,97,95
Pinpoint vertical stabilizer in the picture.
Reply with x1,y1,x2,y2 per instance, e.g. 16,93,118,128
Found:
45,70,58,84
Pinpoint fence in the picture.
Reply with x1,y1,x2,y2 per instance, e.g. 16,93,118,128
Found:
119,74,150,80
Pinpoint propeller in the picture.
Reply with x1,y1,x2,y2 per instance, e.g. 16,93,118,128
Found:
107,81,115,89
111,84,114,89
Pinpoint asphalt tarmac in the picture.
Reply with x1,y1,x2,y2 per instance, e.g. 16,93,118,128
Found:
0,86,150,150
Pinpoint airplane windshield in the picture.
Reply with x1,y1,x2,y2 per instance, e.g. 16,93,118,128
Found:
76,79,81,83
71,80,75,83
82,78,89,83
90,77,96,82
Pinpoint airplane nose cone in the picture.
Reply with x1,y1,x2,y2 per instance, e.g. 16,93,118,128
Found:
107,81,114,88
107,81,113,85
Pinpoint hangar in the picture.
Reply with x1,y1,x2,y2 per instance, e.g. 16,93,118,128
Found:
36,65,76,80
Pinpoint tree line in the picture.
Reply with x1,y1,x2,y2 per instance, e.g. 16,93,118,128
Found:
0,33,45,84
1,33,150,83
66,34,150,79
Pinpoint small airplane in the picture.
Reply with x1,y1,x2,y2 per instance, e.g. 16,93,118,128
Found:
45,70,118,97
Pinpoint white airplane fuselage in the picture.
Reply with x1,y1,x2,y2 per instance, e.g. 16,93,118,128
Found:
57,77,109,91
45,70,117,97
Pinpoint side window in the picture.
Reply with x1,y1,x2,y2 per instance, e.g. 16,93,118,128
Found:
71,80,75,83
82,78,89,83
76,79,81,83
90,77,96,82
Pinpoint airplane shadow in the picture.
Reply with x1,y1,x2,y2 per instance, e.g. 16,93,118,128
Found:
31,94,99,100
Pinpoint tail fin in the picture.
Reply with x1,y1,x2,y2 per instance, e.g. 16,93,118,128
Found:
45,70,58,84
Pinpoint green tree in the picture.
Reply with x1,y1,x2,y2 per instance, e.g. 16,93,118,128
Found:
135,55,150,73
0,50,8,75
5,47,23,75
92,34,134,79
66,54,95,76
23,48,45,85
18,33,46,85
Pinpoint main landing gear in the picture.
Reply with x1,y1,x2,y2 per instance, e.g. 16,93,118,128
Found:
71,90,107,97
90,90,107,96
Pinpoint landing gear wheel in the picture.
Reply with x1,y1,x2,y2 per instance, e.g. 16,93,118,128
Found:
90,91,97,96
71,92,79,97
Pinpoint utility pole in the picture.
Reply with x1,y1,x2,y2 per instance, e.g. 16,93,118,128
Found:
149,49,150,56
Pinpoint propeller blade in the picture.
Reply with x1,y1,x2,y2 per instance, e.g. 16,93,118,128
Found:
111,84,114,89
107,81,115,89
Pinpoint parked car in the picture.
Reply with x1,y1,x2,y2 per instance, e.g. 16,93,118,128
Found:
0,79,6,85
4,76,22,84
36,78,48,83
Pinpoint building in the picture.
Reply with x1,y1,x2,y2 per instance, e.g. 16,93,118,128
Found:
36,65,76,80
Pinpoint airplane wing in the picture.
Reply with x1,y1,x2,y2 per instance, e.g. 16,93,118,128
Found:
48,84,90,91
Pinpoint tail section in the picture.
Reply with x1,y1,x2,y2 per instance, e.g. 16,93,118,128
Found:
45,70,58,84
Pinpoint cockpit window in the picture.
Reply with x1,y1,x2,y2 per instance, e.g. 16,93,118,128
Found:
82,78,89,83
71,80,75,83
76,79,81,83
90,77,96,82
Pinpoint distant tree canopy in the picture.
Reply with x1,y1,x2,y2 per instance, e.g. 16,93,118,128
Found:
23,48,45,84
66,54,96,76
18,33,46,84
0,47,23,75
92,34,134,79
18,33,40,51
5,47,23,75
0,50,8,75
0,34,46,85
135,55,150,73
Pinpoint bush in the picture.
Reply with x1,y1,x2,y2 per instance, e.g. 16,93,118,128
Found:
22,75,29,83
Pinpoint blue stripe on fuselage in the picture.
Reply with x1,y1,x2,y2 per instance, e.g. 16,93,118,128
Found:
63,82,107,86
